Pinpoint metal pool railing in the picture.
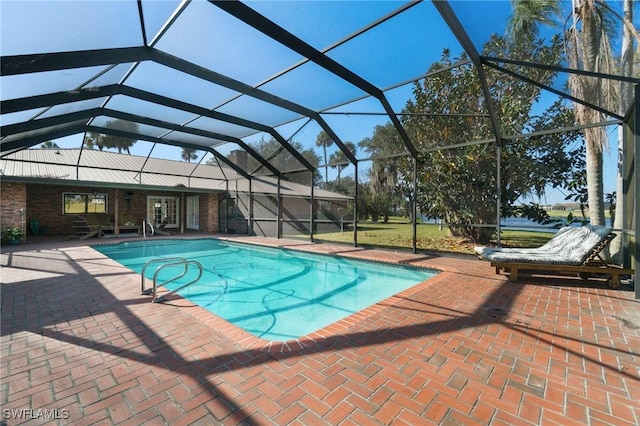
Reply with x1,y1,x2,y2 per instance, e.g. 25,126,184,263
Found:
140,257,203,303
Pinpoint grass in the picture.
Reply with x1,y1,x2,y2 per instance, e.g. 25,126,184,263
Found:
288,209,605,255
308,217,556,255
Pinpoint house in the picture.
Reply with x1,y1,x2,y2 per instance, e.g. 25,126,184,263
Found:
0,148,350,242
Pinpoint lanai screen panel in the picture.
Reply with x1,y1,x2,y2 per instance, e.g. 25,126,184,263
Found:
184,117,256,141
154,1,305,87
324,1,461,89
1,65,113,100
240,129,313,178
448,1,512,51
0,1,144,55
247,1,406,50
2,110,49,127
103,97,202,128
453,1,638,122
36,100,105,121
139,0,183,42
403,65,496,151
1,0,494,177
123,62,241,112
90,116,169,140
215,95,303,129
322,97,402,161
4,0,636,233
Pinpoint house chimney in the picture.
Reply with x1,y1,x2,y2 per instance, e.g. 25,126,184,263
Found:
229,150,248,171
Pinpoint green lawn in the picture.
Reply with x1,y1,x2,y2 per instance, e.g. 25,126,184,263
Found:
306,217,556,255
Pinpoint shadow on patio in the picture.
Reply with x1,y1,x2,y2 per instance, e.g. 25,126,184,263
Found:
1,239,639,425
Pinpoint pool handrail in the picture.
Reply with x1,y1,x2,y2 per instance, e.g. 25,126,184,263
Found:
152,260,203,303
143,218,154,237
141,257,187,295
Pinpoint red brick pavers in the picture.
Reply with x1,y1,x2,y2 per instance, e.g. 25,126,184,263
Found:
2,236,639,425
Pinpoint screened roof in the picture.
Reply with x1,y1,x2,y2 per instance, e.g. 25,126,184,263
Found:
1,0,638,184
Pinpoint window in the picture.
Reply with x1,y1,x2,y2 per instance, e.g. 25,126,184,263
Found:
63,193,108,214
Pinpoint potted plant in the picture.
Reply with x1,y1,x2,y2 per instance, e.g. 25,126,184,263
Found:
4,227,23,244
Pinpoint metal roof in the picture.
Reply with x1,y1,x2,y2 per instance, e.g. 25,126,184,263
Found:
0,148,349,200
1,0,638,182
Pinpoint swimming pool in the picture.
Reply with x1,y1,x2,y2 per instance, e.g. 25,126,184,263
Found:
94,239,438,341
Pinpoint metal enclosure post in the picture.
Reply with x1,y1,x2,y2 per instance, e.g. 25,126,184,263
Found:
114,188,120,236
412,156,418,254
634,84,639,299
353,161,358,247
310,171,315,242
277,175,281,239
248,179,253,235
496,142,502,245
234,179,239,233
180,192,184,234
225,180,229,233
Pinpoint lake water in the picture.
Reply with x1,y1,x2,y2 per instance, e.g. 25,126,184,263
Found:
421,216,612,232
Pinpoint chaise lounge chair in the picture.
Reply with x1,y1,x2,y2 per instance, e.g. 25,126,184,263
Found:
475,225,633,289
66,215,104,240
154,216,174,236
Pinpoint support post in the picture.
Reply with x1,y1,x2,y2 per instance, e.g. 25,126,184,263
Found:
412,156,418,254
248,178,253,235
353,161,358,247
114,188,120,236
496,142,502,246
277,175,281,239
180,192,184,234
234,179,239,234
310,171,315,243
634,84,639,299
225,180,229,233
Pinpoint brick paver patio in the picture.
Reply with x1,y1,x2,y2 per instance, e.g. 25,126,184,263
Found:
1,235,639,425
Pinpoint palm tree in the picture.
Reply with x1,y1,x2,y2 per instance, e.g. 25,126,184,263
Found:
102,120,138,154
612,0,636,261
181,148,199,163
83,131,102,150
509,0,639,228
329,141,355,184
83,120,139,153
564,0,617,226
315,130,333,186
40,141,59,149
508,0,560,37
83,131,137,153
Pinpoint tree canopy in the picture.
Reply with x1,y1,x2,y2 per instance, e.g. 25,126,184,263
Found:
508,0,639,257
316,130,334,186
181,148,199,163
83,120,138,154
358,125,407,222
397,32,582,243
245,137,322,186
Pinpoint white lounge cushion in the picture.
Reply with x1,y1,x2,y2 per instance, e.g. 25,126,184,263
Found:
475,226,611,266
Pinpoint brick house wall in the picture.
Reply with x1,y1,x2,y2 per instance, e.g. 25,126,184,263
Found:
203,193,221,233
26,184,155,235
1,181,222,238
0,182,27,242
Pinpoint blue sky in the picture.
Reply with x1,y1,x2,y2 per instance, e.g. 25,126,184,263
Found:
3,0,631,205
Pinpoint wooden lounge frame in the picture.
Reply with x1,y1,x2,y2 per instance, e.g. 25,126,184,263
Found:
100,224,141,235
65,215,104,240
154,216,174,236
487,232,633,289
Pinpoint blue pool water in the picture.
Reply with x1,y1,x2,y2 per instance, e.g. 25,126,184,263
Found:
94,239,437,341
